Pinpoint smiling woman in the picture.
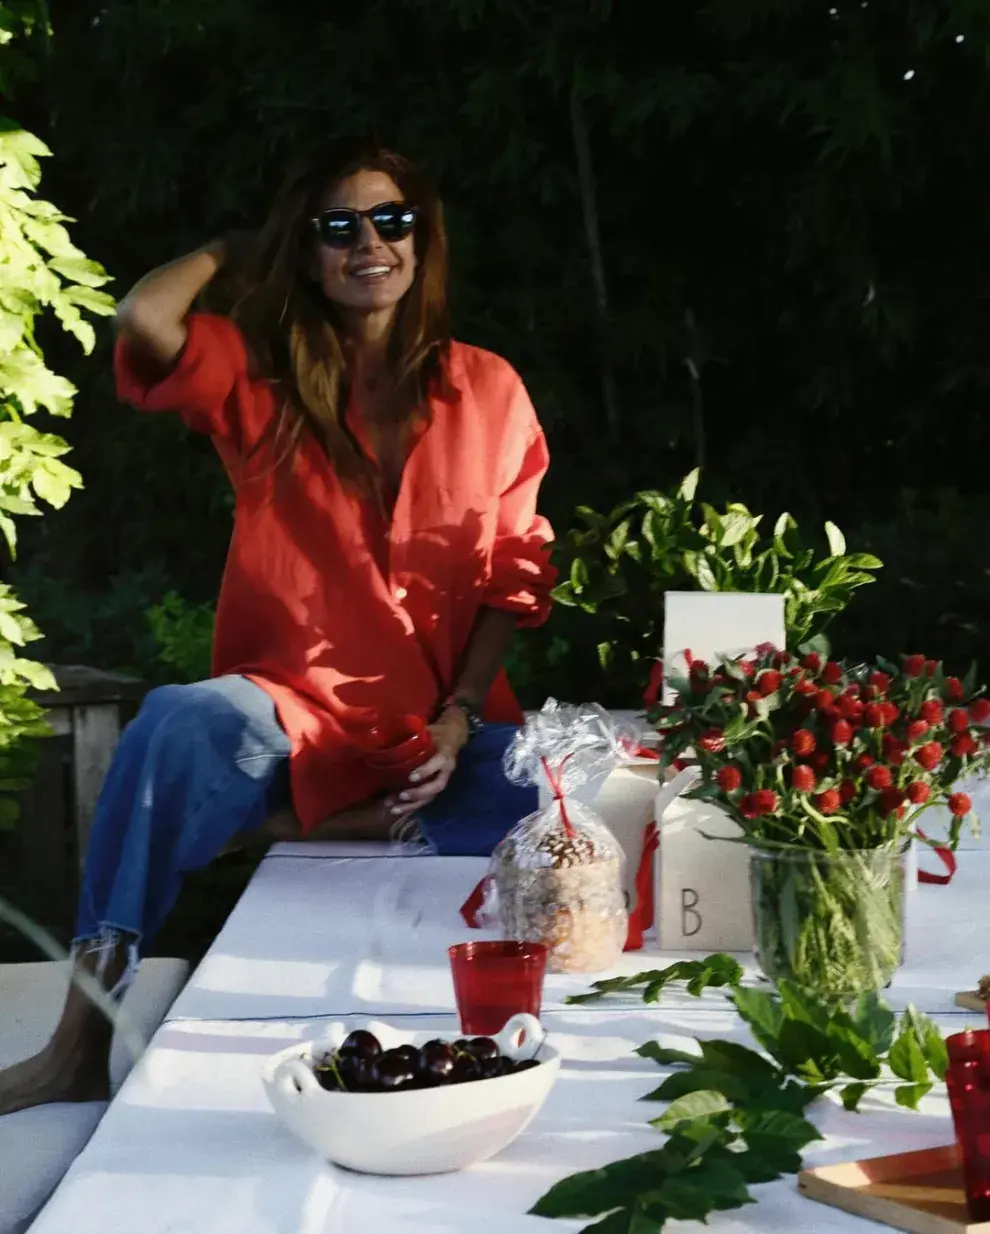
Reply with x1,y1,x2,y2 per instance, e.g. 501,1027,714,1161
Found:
0,141,555,1117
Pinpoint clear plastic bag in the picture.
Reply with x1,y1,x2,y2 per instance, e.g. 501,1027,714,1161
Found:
490,701,631,973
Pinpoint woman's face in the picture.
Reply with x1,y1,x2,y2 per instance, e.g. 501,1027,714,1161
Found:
311,169,418,319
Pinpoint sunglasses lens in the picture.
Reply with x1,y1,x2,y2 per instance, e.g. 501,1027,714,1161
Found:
372,204,417,241
317,211,359,248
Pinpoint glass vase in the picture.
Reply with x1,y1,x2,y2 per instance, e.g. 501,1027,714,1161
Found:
749,846,905,1001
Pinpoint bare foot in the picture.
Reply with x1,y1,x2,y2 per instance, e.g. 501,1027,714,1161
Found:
0,1043,110,1116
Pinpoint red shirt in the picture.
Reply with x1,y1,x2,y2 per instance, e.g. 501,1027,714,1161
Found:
115,313,555,832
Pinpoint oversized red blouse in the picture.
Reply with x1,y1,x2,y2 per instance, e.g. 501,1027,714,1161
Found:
115,313,555,832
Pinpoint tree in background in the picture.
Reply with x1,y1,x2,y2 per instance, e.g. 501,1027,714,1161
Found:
11,0,990,701
0,1,114,816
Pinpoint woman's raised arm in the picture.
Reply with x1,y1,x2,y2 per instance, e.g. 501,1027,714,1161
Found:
115,240,227,368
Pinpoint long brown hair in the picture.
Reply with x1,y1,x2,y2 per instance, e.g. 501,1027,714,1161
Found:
228,142,450,495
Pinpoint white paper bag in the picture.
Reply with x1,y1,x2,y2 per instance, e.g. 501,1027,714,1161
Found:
655,793,753,951
651,591,787,951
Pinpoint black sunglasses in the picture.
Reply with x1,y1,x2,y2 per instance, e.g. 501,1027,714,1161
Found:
310,201,418,249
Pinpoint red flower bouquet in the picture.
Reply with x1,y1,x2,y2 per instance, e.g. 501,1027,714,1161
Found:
649,644,990,998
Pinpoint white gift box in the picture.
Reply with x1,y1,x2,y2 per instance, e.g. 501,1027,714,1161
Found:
652,591,787,952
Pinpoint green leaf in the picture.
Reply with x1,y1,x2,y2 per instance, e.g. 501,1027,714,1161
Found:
569,556,590,592
733,1106,822,1178
31,459,81,508
730,986,786,1056
697,1039,781,1087
63,285,115,315
529,1151,667,1218
888,1028,929,1084
774,1019,835,1082
48,255,112,288
720,511,756,548
14,658,56,690
635,1042,701,1067
643,1067,751,1104
606,520,631,561
650,1158,752,1220
894,1082,932,1110
678,469,700,502
840,1082,868,1111
826,1024,882,1081
650,1089,732,1131
903,1007,949,1081
773,511,797,558
848,992,896,1056
0,610,25,645
824,521,847,557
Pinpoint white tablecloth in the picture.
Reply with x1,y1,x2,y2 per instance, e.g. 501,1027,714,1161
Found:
164,848,990,1023
27,1008,967,1234
28,841,990,1234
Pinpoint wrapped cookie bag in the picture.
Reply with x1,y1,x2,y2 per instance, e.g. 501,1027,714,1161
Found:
460,701,631,974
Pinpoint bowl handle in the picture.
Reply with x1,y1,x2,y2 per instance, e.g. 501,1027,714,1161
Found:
496,1013,546,1062
274,1057,320,1102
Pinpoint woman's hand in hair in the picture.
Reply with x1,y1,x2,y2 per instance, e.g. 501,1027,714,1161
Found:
385,709,469,818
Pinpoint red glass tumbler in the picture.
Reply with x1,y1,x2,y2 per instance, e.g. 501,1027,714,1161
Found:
946,1029,990,1222
360,715,436,790
448,940,548,1036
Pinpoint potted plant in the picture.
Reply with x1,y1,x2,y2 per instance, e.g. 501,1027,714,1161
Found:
550,469,883,702
649,644,990,1001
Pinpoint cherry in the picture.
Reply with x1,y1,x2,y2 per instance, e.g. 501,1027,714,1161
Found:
451,1052,481,1084
466,1037,500,1062
514,1059,540,1074
335,1052,375,1090
338,1030,382,1062
416,1042,456,1086
477,1053,503,1080
393,1044,419,1067
373,1048,418,1091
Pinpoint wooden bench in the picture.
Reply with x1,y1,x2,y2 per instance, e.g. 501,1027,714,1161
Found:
3,668,147,939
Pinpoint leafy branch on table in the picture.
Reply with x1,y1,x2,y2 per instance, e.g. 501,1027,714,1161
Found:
531,955,948,1233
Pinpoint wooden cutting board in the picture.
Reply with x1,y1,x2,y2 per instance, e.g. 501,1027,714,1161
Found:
799,1144,990,1233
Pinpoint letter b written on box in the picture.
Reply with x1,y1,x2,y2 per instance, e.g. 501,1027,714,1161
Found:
681,887,702,937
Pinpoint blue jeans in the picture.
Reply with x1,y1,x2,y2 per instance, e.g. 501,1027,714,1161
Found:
75,675,533,982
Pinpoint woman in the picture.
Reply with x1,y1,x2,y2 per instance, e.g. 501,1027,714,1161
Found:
0,144,554,1114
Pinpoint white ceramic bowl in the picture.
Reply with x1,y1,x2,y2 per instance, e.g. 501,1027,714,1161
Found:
262,1013,559,1176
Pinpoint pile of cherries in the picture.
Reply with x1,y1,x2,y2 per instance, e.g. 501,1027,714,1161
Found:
312,1029,541,1093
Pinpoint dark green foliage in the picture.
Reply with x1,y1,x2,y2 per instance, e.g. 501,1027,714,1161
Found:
13,2,990,698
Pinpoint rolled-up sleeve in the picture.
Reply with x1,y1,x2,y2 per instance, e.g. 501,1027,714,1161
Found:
113,312,249,440
485,385,557,627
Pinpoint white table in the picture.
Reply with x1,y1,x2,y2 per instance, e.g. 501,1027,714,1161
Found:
27,844,989,1234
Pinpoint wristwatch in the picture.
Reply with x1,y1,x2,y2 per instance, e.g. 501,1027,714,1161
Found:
445,695,485,739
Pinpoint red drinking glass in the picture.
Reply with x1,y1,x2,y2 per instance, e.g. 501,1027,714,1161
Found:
448,940,548,1036
359,714,436,789
946,1029,990,1222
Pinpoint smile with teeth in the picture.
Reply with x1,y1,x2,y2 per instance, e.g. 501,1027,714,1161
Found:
351,265,392,279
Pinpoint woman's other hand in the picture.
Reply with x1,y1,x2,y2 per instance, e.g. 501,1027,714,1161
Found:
386,707,469,817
